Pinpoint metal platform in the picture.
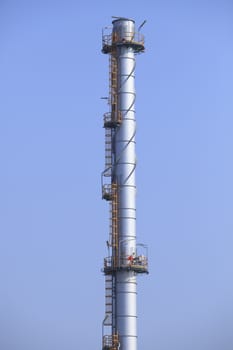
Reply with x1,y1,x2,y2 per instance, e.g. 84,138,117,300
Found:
103,256,149,275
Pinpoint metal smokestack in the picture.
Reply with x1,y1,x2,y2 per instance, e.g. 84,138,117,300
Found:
101,17,148,350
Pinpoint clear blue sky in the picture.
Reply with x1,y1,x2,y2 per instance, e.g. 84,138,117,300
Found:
1,1,233,349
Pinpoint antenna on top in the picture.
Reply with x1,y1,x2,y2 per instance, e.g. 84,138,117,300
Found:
138,20,146,32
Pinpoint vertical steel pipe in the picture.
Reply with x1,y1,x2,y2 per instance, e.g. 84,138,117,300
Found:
113,18,137,350
101,17,147,350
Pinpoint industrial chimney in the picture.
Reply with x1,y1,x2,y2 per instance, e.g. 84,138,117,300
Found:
101,17,148,350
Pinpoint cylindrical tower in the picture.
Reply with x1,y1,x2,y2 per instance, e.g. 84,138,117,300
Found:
101,17,148,350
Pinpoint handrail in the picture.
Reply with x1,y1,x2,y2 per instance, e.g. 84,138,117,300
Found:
103,111,122,127
102,31,145,47
103,334,119,349
104,254,148,272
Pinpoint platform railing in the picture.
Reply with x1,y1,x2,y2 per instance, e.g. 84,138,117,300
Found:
103,333,119,350
103,254,148,274
102,31,144,47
